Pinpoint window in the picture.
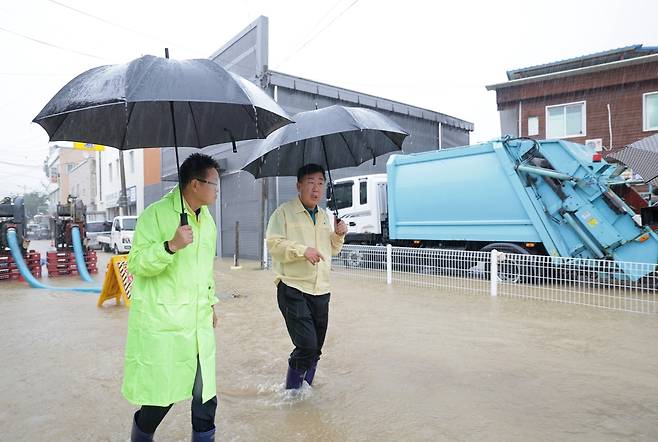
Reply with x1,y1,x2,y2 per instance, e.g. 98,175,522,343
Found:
644,92,658,131
328,181,353,210
360,181,368,205
129,151,135,174
545,101,586,138
108,163,113,182
86,222,107,233
122,218,137,230
528,117,539,136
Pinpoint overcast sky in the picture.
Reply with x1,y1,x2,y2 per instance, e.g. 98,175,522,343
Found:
2,0,658,195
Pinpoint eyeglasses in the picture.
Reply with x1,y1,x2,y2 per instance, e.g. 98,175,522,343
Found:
195,178,218,187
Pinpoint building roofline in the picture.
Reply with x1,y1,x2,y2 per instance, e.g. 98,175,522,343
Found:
269,69,474,131
486,53,658,91
505,44,657,80
208,16,267,62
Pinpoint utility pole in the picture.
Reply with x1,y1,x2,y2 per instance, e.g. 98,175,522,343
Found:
118,150,129,215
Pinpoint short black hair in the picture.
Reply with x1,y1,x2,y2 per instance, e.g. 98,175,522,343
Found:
179,153,221,189
297,163,325,182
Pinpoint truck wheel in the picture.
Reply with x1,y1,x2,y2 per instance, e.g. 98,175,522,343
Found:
113,244,119,255
479,243,531,283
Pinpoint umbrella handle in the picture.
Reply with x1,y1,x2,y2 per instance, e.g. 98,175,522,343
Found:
180,212,188,226
321,136,340,219
328,179,339,220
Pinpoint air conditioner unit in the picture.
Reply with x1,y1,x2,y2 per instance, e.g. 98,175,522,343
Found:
585,138,603,152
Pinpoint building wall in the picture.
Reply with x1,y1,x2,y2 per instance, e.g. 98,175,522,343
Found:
56,148,87,205
501,78,658,151
97,148,144,219
161,94,472,260
495,60,658,151
142,148,161,208
192,86,470,260
163,16,472,260
68,158,97,210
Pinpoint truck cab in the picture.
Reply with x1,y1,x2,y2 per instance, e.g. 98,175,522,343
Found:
85,220,111,250
327,174,388,244
98,216,137,254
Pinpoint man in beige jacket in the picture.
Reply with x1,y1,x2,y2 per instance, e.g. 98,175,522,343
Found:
266,163,347,389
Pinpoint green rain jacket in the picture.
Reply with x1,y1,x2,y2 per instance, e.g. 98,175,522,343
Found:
122,186,218,406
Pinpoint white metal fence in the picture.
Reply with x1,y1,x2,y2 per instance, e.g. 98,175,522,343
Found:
264,243,658,314
332,245,658,314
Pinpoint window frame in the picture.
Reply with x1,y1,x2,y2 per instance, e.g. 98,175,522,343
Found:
527,116,539,136
359,181,368,205
545,100,587,139
643,91,658,132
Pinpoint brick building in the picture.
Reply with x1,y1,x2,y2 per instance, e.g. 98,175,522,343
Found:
486,45,658,155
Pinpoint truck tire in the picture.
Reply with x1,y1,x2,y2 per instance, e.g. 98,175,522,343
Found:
479,243,531,283
113,244,119,255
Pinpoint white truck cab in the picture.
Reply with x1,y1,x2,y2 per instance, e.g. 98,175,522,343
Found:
98,216,137,254
327,174,388,243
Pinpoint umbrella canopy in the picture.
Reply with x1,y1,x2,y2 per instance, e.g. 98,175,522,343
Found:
241,105,408,217
33,54,292,224
33,55,291,149
609,133,658,185
242,105,408,178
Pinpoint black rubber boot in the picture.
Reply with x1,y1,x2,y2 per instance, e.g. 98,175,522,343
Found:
131,411,154,442
192,426,216,441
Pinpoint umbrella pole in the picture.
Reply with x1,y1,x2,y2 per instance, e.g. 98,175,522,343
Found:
171,101,188,226
321,137,339,219
165,48,188,226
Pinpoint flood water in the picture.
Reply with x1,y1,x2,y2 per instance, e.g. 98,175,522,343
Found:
1,241,657,441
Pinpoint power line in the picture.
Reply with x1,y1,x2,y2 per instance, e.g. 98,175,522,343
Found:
0,159,44,168
0,72,71,77
45,0,181,49
0,25,109,61
279,0,360,66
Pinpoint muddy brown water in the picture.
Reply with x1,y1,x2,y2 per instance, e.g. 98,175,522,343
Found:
0,241,657,441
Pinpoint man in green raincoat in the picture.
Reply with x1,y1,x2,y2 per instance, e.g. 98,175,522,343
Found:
123,153,220,442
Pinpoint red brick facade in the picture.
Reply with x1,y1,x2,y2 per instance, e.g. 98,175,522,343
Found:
495,60,658,154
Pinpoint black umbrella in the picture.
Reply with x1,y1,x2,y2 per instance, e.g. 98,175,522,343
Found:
241,105,408,216
33,53,292,224
609,134,658,185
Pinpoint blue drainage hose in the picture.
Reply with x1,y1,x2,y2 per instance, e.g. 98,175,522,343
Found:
6,228,101,293
71,225,94,283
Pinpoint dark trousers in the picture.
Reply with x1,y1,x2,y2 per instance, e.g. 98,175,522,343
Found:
277,282,330,371
136,357,217,433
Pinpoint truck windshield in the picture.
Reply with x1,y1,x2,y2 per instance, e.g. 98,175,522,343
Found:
328,182,353,211
122,218,137,230
86,222,108,233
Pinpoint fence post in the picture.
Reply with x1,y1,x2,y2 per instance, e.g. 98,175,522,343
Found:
386,243,393,285
231,221,242,270
490,249,498,297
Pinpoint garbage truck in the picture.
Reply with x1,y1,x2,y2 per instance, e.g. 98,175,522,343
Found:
328,138,658,280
